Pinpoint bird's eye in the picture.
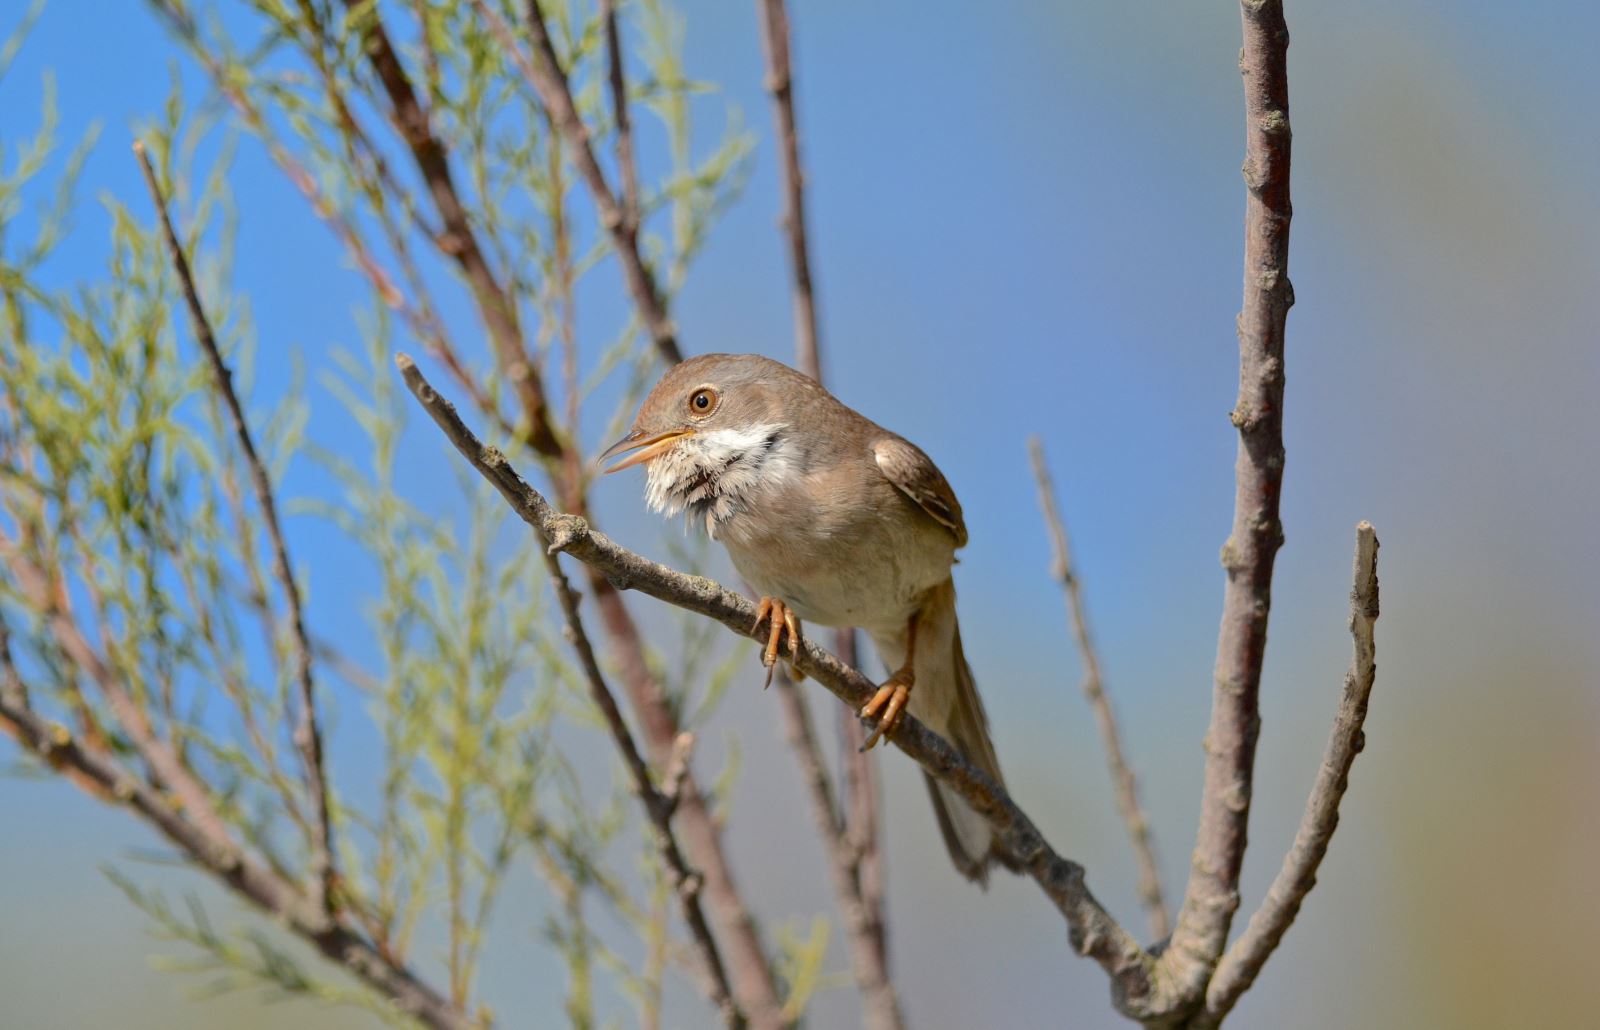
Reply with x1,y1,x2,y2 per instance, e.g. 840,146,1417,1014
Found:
687,387,719,417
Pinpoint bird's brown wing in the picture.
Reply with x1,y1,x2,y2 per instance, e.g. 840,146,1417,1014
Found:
872,436,968,548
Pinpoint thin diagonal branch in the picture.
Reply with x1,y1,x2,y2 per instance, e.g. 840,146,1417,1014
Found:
1197,522,1380,1026
1028,436,1170,942
536,513,741,1027
135,141,337,920
340,0,562,455
1163,0,1296,998
397,353,1178,1020
477,0,681,364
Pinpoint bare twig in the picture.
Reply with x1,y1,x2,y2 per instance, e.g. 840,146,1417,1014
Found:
535,509,741,1027
135,141,338,920
476,0,682,364
1162,0,1297,1000
755,0,820,380
1028,436,1170,941
397,354,1174,1018
600,0,642,232
1197,523,1380,1025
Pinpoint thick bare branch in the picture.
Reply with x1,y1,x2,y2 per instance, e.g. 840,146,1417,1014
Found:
1197,523,1380,1026
135,141,338,920
535,509,742,1027
397,353,1180,1019
1028,436,1170,942
1163,0,1296,997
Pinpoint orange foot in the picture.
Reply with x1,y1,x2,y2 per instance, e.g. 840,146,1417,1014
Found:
752,597,803,689
860,669,913,750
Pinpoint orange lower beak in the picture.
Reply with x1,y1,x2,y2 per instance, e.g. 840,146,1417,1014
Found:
599,428,694,474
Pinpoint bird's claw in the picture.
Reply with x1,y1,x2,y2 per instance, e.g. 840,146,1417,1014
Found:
859,671,913,750
752,597,803,688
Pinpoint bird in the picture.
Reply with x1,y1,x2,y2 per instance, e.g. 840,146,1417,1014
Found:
600,352,1018,883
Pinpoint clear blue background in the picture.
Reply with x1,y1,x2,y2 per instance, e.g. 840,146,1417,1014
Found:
3,1,1597,1027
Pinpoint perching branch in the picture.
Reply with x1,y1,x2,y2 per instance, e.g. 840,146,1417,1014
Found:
396,353,1174,1019
533,511,742,1027
1028,436,1170,942
1197,523,1380,1026
1162,0,1298,1000
475,0,682,365
134,140,338,921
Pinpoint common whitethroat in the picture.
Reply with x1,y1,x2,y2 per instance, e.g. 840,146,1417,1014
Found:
602,353,1017,882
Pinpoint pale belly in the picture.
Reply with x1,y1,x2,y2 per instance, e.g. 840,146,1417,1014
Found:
720,500,955,637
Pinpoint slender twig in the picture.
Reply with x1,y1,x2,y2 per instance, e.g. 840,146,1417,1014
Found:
0,671,471,1030
476,0,682,365
1197,523,1379,1026
535,508,742,1027
135,141,338,920
1163,0,1297,1000
1028,436,1170,941
755,0,821,381
600,0,642,232
397,354,1175,1018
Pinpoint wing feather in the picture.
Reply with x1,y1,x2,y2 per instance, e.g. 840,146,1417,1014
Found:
872,436,968,547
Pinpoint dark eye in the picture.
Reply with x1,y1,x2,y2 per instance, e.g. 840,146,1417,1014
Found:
687,387,718,416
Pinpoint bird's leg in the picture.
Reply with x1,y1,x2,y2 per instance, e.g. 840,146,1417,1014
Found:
861,609,920,750
752,596,804,689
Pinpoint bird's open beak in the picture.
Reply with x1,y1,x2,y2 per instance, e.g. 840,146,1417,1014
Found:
599,428,694,474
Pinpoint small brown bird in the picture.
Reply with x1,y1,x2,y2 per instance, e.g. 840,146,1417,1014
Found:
602,353,1018,882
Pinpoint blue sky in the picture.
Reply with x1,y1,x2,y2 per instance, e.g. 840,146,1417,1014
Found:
3,1,1598,1027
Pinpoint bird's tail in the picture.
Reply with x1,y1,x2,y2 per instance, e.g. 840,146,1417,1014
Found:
871,583,1021,884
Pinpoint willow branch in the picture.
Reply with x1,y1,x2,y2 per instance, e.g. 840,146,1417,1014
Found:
536,519,741,1027
1197,523,1380,1026
397,353,1182,1019
1028,436,1170,942
135,141,338,920
600,0,642,232
1162,0,1296,998
477,0,681,364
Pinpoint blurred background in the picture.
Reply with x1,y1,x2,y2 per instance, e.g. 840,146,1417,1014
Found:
2,1,1597,1027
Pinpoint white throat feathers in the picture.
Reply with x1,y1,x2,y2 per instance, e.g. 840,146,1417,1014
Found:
644,423,794,537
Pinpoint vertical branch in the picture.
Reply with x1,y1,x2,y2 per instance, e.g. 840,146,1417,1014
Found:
1198,522,1380,1026
134,141,338,919
754,1,897,1018
1164,0,1295,994
1028,436,1170,941
754,0,820,380
600,0,642,232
